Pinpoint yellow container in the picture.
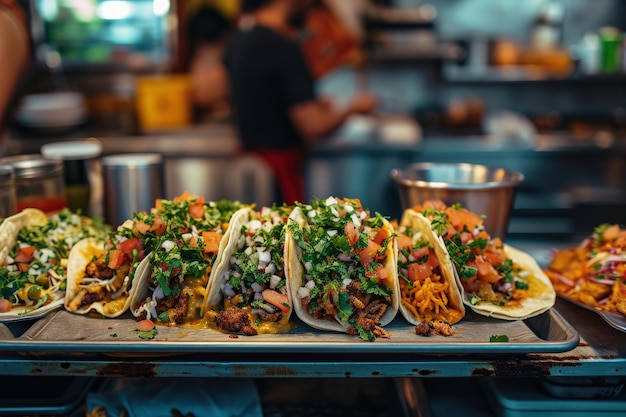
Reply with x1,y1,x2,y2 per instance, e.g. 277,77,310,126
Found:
135,75,192,132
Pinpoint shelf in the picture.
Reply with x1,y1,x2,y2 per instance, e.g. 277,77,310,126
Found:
443,64,626,83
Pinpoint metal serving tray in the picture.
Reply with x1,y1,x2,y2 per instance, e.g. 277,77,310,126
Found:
0,308,578,357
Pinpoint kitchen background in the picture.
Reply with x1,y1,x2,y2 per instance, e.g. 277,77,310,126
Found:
3,0,626,249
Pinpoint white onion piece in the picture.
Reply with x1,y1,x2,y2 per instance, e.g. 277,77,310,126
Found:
298,287,310,299
269,274,282,289
258,250,271,265
161,240,176,252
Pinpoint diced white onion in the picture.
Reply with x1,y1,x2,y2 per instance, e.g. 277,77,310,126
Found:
351,213,361,227
305,280,315,290
338,253,352,262
298,287,310,299
327,230,337,237
269,274,282,289
251,282,263,293
345,204,354,212
326,197,338,206
265,263,276,275
342,278,352,288
249,220,262,231
161,240,176,252
222,283,236,298
258,250,271,265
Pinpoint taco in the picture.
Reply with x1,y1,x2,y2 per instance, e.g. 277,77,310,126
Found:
202,204,294,336
131,192,247,326
286,197,399,341
414,200,555,319
395,209,465,326
0,208,110,319
543,223,626,317
64,215,151,318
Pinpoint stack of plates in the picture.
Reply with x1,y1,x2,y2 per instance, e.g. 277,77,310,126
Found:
14,91,87,130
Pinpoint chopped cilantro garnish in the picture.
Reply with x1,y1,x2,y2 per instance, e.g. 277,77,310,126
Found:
136,328,158,340
489,334,509,343
349,318,375,342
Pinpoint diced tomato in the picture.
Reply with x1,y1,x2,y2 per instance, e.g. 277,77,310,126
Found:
426,249,440,270
188,236,200,247
17,263,30,273
445,206,483,232
133,220,151,235
411,246,429,261
118,237,143,255
107,249,126,269
189,203,205,220
358,240,383,267
154,198,164,210
173,191,195,202
344,221,359,246
475,230,490,242
407,262,433,282
373,227,390,245
149,216,167,236
460,232,473,244
366,264,389,285
262,289,290,312
136,319,155,332
202,231,222,253
475,255,501,283
14,246,36,263
396,233,413,250
484,250,507,266
0,298,12,313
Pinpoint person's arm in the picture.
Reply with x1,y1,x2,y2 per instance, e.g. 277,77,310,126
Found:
289,92,377,146
189,44,230,108
0,7,30,131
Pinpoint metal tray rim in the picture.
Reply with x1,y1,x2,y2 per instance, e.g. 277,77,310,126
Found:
0,308,579,356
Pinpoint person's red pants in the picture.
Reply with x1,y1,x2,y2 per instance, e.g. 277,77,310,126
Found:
252,148,306,205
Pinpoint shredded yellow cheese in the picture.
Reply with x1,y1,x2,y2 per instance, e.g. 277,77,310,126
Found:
401,274,457,322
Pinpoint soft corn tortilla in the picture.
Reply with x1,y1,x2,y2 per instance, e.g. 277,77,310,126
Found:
65,237,151,318
202,207,294,334
203,207,255,313
0,208,61,320
131,206,245,321
0,208,48,265
286,206,400,333
467,244,556,320
397,209,465,325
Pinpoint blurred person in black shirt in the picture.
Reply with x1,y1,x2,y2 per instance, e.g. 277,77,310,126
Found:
223,0,377,205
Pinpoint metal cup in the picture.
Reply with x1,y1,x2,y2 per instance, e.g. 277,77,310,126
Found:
101,153,164,227
390,162,524,240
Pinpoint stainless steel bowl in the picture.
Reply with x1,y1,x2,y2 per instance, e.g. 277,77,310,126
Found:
390,162,524,240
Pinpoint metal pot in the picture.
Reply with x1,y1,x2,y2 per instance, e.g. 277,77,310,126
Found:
390,162,524,240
